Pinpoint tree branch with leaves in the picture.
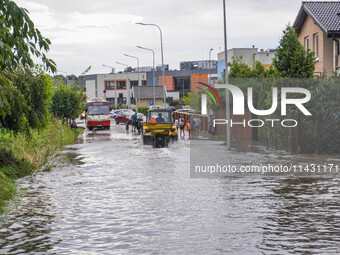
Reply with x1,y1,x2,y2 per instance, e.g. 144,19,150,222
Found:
0,0,56,72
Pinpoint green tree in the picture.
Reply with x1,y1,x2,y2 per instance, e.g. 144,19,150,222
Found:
0,0,56,72
0,66,53,132
51,81,84,122
0,75,10,120
0,79,28,131
0,0,56,122
272,25,316,78
182,92,200,113
228,60,253,78
228,60,272,78
10,67,53,129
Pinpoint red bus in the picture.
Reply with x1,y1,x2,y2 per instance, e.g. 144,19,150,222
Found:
85,97,111,130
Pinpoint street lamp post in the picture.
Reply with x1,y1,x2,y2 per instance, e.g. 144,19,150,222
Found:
57,70,69,85
115,62,129,70
116,62,131,108
182,79,185,98
223,0,231,150
123,54,140,108
102,64,115,105
136,22,166,108
102,64,115,74
137,45,155,106
209,48,213,84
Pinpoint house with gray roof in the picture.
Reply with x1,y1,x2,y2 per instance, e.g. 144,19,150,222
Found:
294,1,340,76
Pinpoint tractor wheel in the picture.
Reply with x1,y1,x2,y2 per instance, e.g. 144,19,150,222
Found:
154,134,168,148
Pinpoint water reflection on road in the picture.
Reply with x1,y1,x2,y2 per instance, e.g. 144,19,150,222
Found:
0,123,339,254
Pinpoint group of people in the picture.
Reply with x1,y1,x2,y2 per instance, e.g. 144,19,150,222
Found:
174,115,201,139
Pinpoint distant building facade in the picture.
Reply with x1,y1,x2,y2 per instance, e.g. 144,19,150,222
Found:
147,68,217,97
180,60,217,70
132,86,166,108
217,48,276,81
84,60,217,107
84,72,147,107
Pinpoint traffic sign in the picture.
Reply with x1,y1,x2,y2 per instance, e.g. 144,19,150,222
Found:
150,100,154,106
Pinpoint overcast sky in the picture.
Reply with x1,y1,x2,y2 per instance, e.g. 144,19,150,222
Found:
14,0,318,75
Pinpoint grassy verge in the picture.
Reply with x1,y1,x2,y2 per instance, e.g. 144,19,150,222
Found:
0,117,82,213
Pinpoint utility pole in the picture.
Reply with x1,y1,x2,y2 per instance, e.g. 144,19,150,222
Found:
223,0,231,150
136,22,167,108
123,54,140,109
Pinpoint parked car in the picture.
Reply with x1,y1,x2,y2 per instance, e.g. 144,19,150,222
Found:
115,111,134,125
176,108,196,113
149,105,162,109
167,106,176,112
110,110,121,119
121,109,134,114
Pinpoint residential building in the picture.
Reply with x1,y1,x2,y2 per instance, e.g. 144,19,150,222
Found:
217,48,276,80
132,86,167,108
84,72,147,107
148,68,216,97
180,60,217,70
255,49,276,69
293,1,340,77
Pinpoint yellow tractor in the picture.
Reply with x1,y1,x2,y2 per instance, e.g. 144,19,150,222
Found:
142,109,178,148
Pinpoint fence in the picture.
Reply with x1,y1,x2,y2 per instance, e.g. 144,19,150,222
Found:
173,112,209,133
258,111,340,154
173,109,253,141
173,109,339,155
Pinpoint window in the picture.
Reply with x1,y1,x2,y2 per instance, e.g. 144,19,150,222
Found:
313,33,319,58
87,102,110,115
148,111,173,123
105,81,115,90
118,97,127,104
130,80,146,86
130,80,139,87
117,80,126,89
304,36,310,51
106,97,115,105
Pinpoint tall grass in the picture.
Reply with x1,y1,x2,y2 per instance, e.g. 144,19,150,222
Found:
0,116,82,212
9,117,80,167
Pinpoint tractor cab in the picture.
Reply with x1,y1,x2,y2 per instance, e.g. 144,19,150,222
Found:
142,109,178,147
147,109,173,126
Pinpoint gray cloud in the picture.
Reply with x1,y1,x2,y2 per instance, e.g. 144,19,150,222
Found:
14,0,314,75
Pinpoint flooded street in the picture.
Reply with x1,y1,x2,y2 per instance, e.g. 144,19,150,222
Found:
0,122,339,254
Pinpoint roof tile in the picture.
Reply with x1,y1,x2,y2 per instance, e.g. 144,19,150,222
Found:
302,1,340,33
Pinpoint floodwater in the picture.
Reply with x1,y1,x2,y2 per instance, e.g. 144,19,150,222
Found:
0,123,339,254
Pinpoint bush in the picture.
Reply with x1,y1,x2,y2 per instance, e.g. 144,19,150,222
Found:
138,107,149,115
51,81,84,122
